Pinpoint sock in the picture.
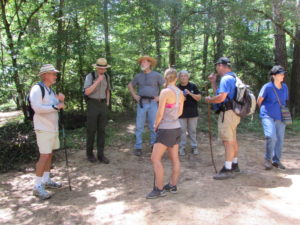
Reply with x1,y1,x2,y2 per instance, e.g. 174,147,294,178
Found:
42,172,51,183
233,158,238,164
35,176,42,187
225,161,232,170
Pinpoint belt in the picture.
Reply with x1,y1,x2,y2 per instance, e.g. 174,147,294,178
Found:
139,96,154,108
89,98,106,103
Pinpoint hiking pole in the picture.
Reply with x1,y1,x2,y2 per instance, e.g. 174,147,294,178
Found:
206,83,218,174
60,110,72,191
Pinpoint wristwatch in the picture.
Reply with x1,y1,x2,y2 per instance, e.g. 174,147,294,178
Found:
52,105,58,110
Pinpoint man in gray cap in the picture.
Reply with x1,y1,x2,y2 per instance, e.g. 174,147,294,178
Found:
205,57,241,180
30,64,65,200
84,58,111,163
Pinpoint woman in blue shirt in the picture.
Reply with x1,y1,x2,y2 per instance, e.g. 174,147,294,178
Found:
257,65,289,170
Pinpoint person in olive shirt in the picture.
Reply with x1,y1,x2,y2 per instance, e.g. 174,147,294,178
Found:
83,58,111,163
177,70,201,156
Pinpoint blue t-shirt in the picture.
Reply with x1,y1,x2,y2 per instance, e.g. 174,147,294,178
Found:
213,72,237,110
259,82,289,120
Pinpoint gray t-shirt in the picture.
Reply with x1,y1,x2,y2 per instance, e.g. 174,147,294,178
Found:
84,72,111,99
131,71,165,97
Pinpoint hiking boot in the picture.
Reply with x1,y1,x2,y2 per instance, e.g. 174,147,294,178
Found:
163,183,177,193
232,163,240,173
272,161,286,170
44,180,62,189
264,159,272,170
179,148,185,156
146,187,166,199
134,149,142,156
98,156,110,164
87,155,97,163
213,166,235,180
191,148,199,155
33,185,51,200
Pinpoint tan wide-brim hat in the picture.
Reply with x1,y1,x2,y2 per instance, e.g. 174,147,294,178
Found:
137,55,157,68
38,64,60,76
92,58,111,68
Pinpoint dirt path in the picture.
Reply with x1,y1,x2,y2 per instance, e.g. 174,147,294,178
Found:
1,118,300,225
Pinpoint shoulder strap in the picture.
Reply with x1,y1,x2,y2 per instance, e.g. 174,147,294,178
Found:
168,86,180,106
91,71,96,81
37,83,45,99
272,88,282,106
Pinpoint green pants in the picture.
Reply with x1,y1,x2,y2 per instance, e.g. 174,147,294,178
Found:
86,99,108,158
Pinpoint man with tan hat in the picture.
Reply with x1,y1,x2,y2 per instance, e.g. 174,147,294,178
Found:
128,56,164,156
83,58,111,163
30,64,65,200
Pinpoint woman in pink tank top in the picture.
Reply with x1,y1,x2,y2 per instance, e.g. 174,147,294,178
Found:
146,68,184,199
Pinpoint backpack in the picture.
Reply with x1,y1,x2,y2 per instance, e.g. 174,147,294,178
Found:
83,71,109,102
228,74,256,117
25,83,45,121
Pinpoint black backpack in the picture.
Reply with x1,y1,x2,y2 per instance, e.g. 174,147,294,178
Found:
25,83,45,121
83,71,109,102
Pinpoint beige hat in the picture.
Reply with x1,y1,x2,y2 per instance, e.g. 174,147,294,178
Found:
38,64,59,76
92,58,111,68
137,55,157,67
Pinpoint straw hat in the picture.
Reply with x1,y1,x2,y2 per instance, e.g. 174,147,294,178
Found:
137,55,157,67
92,58,111,68
38,64,59,76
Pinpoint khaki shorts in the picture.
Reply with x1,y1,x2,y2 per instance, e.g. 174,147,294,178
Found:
218,110,240,141
35,130,60,154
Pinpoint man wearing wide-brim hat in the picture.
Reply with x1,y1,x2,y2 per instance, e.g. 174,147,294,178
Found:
128,55,165,156
83,58,111,163
30,64,65,200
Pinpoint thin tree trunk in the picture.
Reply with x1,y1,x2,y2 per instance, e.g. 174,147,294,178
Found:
202,33,209,77
154,11,162,68
55,0,64,92
214,6,225,61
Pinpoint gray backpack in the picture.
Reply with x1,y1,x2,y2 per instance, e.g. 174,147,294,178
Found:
229,74,256,117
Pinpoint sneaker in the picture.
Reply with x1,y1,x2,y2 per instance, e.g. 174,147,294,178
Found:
191,148,199,155
146,187,166,199
98,156,110,164
232,163,240,173
179,148,185,156
44,180,62,189
272,161,286,170
264,159,272,170
134,149,142,156
213,166,235,180
33,185,51,200
163,183,177,193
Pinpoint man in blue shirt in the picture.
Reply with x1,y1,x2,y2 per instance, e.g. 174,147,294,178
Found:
205,57,241,180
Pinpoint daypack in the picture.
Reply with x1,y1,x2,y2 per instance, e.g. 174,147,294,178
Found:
25,83,45,121
83,71,109,102
228,73,256,117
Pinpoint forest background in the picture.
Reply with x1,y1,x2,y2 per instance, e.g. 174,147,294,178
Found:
1,0,300,171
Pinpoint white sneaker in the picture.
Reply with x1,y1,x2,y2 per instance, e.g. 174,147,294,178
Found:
179,148,186,156
33,185,51,200
192,148,199,155
44,180,62,189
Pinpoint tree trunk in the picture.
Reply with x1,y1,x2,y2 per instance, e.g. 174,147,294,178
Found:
202,33,209,77
154,11,162,68
214,6,225,61
289,2,300,116
272,0,288,69
55,0,64,92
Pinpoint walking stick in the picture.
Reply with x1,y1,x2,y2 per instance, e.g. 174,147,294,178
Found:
60,110,72,191
206,84,218,174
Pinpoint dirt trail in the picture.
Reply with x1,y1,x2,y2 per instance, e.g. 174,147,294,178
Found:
0,117,300,225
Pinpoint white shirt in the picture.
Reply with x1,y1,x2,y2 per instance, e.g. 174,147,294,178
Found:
29,83,59,132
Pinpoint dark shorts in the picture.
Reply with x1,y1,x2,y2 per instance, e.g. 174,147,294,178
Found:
155,128,181,147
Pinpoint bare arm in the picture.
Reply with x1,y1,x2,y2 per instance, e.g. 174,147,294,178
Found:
257,96,264,107
185,89,201,102
128,82,140,102
205,92,228,104
84,75,104,96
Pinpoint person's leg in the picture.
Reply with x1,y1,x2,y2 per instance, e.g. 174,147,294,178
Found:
179,118,187,155
187,117,198,154
135,103,147,150
151,143,168,189
147,101,158,146
167,144,180,186
273,120,286,165
261,117,276,161
86,101,99,160
97,103,108,161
